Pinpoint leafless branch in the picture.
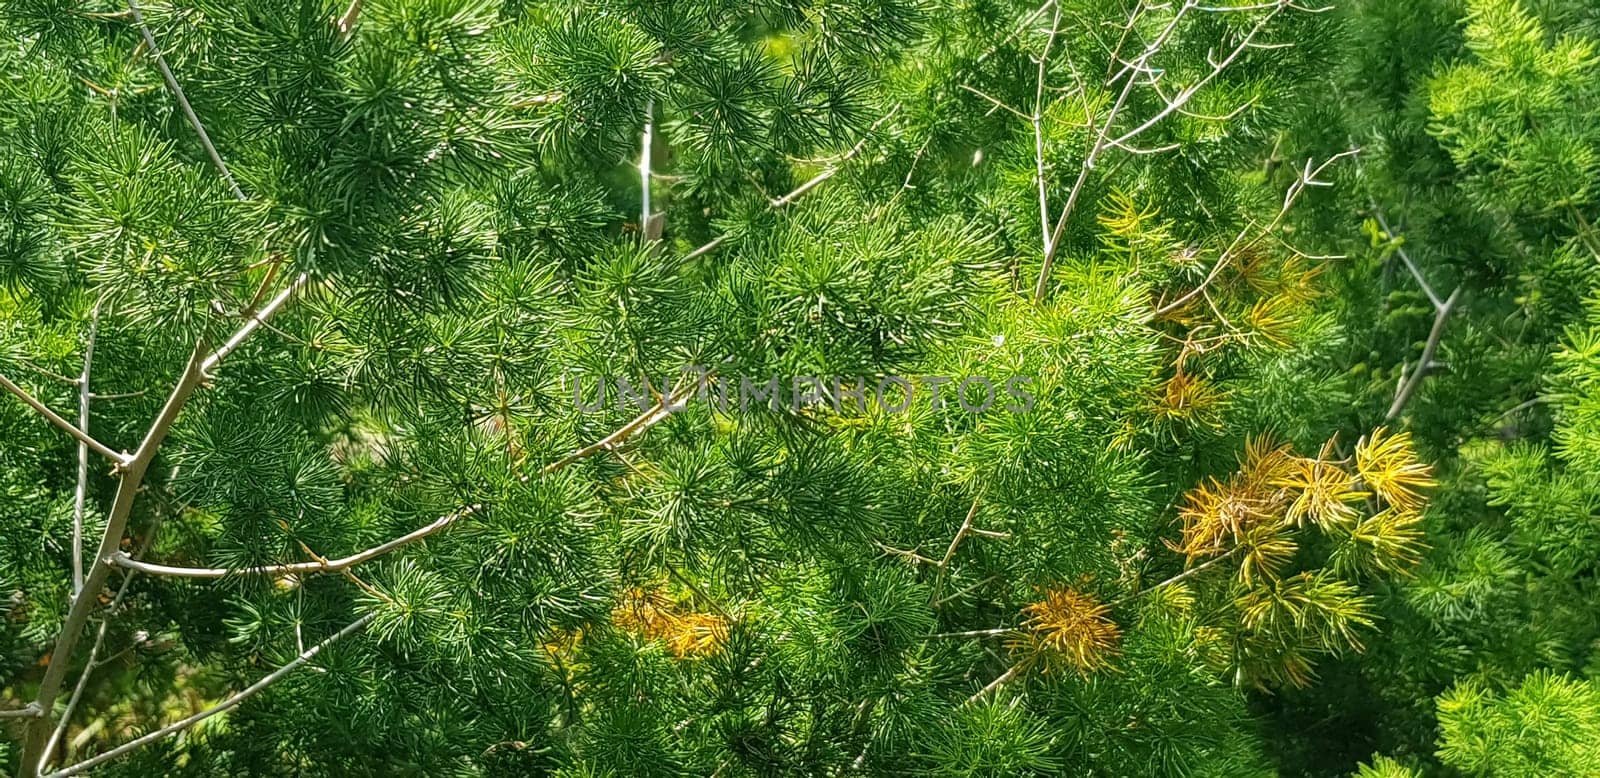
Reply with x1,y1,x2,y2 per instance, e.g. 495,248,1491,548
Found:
683,106,901,263
1156,148,1358,316
128,1,246,200
72,306,100,595
43,517,165,769
0,705,43,719
1034,4,1065,257
639,97,660,243
0,374,128,467
1111,545,1242,607
1106,5,1282,148
927,627,1016,639
1034,1,1194,302
1387,287,1462,421
201,274,310,376
334,0,362,36
42,611,378,778
1371,209,1443,309
966,661,1025,705
112,503,483,579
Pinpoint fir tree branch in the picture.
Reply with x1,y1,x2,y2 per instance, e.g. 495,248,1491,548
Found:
40,611,378,778
0,374,129,467
127,0,247,201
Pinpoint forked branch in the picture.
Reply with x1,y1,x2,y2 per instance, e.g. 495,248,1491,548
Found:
41,612,378,778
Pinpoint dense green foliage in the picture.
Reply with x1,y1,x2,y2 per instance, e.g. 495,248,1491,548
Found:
0,0,1597,775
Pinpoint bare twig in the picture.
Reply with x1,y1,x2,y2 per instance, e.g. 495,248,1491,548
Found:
966,662,1025,705
1034,1,1194,303
0,374,128,467
112,503,482,580
678,103,898,264
1371,209,1443,309
927,627,1016,640
201,274,309,376
1110,545,1242,607
20,13,292,772
640,97,660,243
1034,4,1065,256
0,705,43,719
1104,4,1284,149
128,1,246,200
44,517,166,767
938,497,986,569
72,306,99,595
1387,287,1462,421
1156,148,1358,316
334,0,362,36
42,612,378,778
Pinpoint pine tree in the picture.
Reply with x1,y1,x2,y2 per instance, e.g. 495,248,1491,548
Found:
1,0,1587,776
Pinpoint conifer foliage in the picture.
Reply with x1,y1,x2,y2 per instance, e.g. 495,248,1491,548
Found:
0,0,1595,776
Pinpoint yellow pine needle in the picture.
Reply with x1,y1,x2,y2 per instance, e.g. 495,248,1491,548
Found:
1274,441,1366,529
1355,427,1436,512
612,585,729,658
1012,587,1122,675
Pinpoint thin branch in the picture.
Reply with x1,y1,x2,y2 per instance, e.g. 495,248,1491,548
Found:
938,497,986,569
43,517,165,769
113,503,483,579
1035,1,1193,302
200,274,309,375
0,705,43,719
770,106,902,209
966,661,1025,705
0,374,128,467
1034,4,1065,257
20,14,295,770
681,106,900,264
42,611,377,778
71,306,100,595
1111,545,1242,607
334,0,362,36
1105,4,1283,149
127,1,246,201
639,96,659,243
114,368,712,581
1387,287,1462,421
927,627,1016,640
1371,209,1443,309
22,275,305,772
1156,148,1357,316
